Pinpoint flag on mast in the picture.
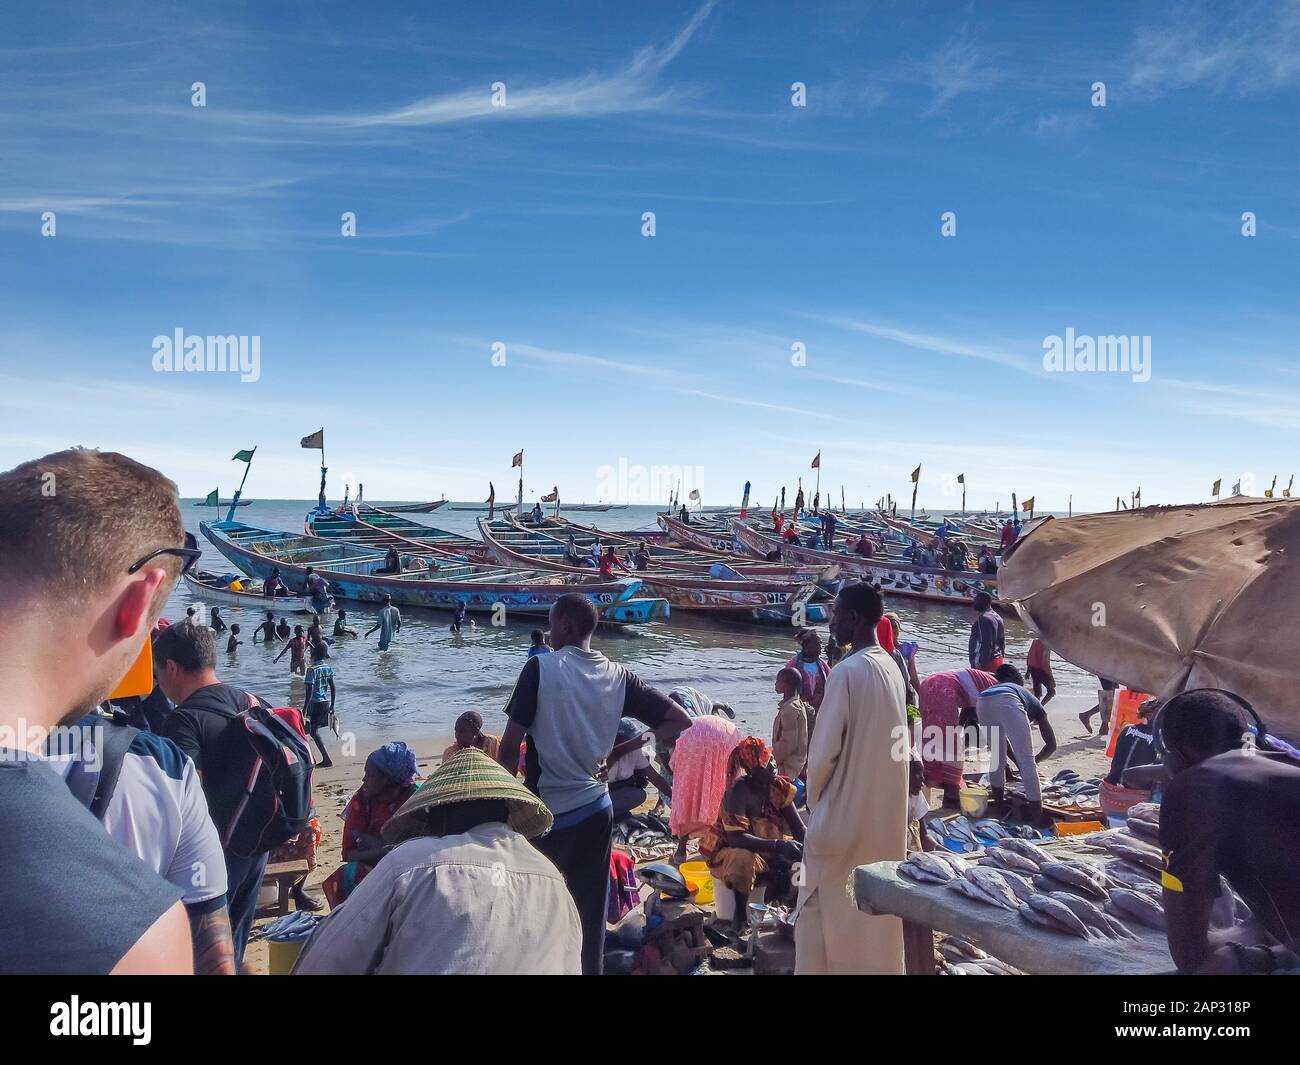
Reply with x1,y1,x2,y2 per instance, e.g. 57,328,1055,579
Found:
810,451,820,469
511,450,523,468
203,489,219,508
232,448,255,463
1265,475,1277,498
300,429,324,450
1212,478,1221,498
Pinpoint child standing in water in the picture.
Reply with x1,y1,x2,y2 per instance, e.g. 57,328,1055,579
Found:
275,625,309,675
225,624,242,654
303,640,336,768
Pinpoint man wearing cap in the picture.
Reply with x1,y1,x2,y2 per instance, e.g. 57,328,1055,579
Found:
497,593,691,974
294,749,581,974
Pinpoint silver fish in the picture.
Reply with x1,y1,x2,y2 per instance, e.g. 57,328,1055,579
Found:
983,847,1041,875
1109,888,1166,931
1127,802,1161,823
1103,838,1163,872
939,935,987,961
1125,818,1160,844
995,869,1038,904
947,875,1017,910
901,853,956,883
964,867,1023,911
929,850,971,877
1048,891,1136,940
944,817,977,843
997,838,1048,863
1039,859,1109,900
974,819,1010,840
943,961,991,975
1107,860,1161,891
1025,893,1096,939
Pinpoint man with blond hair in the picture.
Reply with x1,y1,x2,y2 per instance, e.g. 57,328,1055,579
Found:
0,448,195,974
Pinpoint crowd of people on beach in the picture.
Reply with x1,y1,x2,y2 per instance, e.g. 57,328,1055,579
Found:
3,447,1299,978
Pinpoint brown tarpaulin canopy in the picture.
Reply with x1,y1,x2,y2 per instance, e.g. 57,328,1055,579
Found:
998,498,1299,738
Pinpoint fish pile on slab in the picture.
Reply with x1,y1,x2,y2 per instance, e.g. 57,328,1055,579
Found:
898,850,969,884
926,814,1045,851
1033,858,1109,901
1124,802,1160,844
935,934,1021,973
1108,888,1167,931
948,866,1023,911
1096,833,1163,873
1037,770,1102,807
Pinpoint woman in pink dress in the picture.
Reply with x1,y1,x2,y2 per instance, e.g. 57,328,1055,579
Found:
668,715,742,860
917,668,996,803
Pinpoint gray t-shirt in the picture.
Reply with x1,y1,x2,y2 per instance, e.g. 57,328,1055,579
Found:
0,756,183,974
505,646,673,816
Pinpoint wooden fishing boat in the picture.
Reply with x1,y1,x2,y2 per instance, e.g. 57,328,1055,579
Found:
306,508,493,563
192,499,251,507
522,513,834,584
199,520,668,623
182,569,321,614
372,499,448,514
479,518,824,625
730,520,997,606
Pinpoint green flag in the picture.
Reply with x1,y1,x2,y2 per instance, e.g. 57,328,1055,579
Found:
232,449,255,463
203,489,219,507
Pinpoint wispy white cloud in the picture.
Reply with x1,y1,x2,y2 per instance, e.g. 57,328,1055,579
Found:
218,1,718,132
1129,2,1300,95
804,313,1039,374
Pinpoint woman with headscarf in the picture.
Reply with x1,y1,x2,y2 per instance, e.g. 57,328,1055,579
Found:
916,668,997,803
441,710,501,763
295,749,581,974
786,629,831,713
699,737,804,928
321,741,421,907
667,714,742,861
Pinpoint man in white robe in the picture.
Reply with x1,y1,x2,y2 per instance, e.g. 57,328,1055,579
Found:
795,582,909,974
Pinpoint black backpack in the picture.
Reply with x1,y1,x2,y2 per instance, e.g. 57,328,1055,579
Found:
216,693,315,857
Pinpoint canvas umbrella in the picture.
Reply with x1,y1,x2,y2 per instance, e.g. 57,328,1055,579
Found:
998,498,1300,739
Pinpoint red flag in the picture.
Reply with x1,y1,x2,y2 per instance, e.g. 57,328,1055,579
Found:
300,429,324,450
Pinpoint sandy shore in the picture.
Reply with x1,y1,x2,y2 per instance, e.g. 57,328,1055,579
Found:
244,692,1117,974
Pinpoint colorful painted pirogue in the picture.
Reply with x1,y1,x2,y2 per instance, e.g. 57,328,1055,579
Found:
306,508,494,562
199,520,668,623
525,513,834,583
727,520,997,606
477,518,824,625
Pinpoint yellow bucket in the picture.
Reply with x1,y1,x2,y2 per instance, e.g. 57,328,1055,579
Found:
959,785,990,818
267,938,305,975
680,861,714,904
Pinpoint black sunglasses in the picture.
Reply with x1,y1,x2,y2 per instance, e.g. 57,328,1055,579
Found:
128,530,202,576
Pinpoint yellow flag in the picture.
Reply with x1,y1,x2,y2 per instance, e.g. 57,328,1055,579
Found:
1265,475,1277,498
1022,497,1035,512
910,464,921,483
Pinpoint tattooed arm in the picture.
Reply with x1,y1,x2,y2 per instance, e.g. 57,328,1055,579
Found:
188,903,236,975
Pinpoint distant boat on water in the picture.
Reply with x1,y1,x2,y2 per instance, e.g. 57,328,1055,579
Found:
193,499,251,507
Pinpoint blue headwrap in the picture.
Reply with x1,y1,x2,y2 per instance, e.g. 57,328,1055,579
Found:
366,741,419,784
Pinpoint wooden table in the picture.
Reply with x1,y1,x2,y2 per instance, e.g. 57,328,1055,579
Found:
853,858,1175,975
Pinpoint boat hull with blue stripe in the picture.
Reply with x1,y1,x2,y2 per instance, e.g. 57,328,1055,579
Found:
200,520,668,622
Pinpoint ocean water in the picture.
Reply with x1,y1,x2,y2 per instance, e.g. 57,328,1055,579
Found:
172,500,1098,745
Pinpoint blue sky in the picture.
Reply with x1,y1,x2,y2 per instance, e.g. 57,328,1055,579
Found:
1,0,1297,510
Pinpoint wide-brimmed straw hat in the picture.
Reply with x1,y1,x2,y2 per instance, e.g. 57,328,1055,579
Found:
381,748,552,843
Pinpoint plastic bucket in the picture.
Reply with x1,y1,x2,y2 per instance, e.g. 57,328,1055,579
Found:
680,861,714,904
267,938,305,975
1099,780,1152,821
959,785,990,819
